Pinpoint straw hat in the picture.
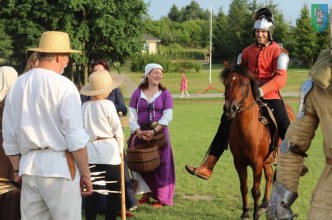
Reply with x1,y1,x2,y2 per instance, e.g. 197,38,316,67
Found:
28,31,81,53
80,70,123,96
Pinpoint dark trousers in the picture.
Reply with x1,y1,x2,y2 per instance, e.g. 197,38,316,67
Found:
123,159,137,209
83,160,137,214
209,99,290,158
85,164,121,220
264,99,290,139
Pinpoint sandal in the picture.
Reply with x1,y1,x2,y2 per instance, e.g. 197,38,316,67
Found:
151,201,164,208
138,194,150,205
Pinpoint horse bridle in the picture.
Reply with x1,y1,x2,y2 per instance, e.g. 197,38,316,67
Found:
234,79,258,113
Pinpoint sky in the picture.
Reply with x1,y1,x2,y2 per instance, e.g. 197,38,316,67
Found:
143,0,331,25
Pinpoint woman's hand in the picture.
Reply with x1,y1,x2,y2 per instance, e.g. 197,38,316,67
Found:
136,129,145,139
140,130,154,141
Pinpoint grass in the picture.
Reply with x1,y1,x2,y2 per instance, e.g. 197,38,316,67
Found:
87,67,316,219
124,64,311,96
85,98,323,220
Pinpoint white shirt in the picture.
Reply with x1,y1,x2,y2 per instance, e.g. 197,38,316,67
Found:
3,68,89,181
81,99,123,165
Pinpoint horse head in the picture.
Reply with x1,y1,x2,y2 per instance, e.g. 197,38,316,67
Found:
221,61,260,119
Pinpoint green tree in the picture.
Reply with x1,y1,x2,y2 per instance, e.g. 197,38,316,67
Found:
0,21,13,62
293,4,317,67
283,26,298,64
0,0,147,85
168,4,181,22
313,27,329,62
145,17,176,45
182,19,209,47
213,8,232,62
179,1,206,22
227,0,252,58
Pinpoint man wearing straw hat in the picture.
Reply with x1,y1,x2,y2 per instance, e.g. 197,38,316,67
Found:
2,31,93,220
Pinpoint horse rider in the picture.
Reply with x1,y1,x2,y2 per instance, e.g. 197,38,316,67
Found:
185,7,295,180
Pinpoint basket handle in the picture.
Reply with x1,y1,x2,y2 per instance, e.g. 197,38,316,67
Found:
131,133,152,149
131,134,141,149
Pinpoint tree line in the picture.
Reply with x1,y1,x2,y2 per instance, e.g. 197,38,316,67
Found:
0,0,147,86
0,0,329,86
146,0,329,67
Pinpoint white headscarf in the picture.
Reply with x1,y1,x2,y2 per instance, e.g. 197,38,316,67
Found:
0,66,18,102
141,63,163,83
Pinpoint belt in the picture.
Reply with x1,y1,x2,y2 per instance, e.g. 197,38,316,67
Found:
94,137,109,141
35,147,49,150
326,157,332,164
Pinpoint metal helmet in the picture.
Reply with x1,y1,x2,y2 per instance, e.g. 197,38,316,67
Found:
253,7,275,40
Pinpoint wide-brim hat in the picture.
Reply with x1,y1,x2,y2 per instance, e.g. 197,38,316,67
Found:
28,31,81,53
80,70,123,96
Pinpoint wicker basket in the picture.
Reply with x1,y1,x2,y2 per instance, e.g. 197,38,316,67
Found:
126,135,160,173
150,131,167,149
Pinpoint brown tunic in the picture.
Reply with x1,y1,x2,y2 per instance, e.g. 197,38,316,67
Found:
0,99,21,220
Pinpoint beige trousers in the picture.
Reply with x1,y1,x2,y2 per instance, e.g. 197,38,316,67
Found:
21,175,82,220
307,164,332,219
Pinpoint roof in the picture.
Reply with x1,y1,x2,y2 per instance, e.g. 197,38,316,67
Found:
143,34,161,43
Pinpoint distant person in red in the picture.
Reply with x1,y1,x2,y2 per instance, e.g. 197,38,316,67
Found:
180,74,190,98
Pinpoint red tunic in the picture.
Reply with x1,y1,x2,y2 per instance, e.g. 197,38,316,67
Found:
241,42,287,100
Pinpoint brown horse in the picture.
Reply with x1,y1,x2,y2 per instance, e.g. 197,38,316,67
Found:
221,62,294,220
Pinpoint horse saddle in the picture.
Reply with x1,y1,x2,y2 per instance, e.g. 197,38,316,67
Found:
257,101,279,158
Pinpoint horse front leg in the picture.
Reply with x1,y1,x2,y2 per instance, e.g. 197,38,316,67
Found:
235,163,250,220
259,163,274,212
251,164,263,220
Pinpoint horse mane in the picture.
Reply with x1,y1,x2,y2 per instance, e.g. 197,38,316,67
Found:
220,62,260,100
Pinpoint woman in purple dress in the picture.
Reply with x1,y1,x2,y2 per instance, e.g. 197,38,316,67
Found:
127,63,175,208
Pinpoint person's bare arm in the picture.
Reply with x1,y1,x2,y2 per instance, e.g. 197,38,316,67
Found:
8,155,22,183
72,147,93,196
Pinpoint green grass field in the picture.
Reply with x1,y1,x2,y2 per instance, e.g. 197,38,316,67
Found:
87,66,321,219
85,97,323,220
124,64,310,96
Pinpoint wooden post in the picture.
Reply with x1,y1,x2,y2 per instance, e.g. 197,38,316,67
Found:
119,112,128,219
120,151,126,220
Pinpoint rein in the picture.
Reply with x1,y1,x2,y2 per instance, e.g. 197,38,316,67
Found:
235,80,258,113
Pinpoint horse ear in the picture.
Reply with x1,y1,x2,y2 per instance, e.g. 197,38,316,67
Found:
240,60,249,71
223,60,229,68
